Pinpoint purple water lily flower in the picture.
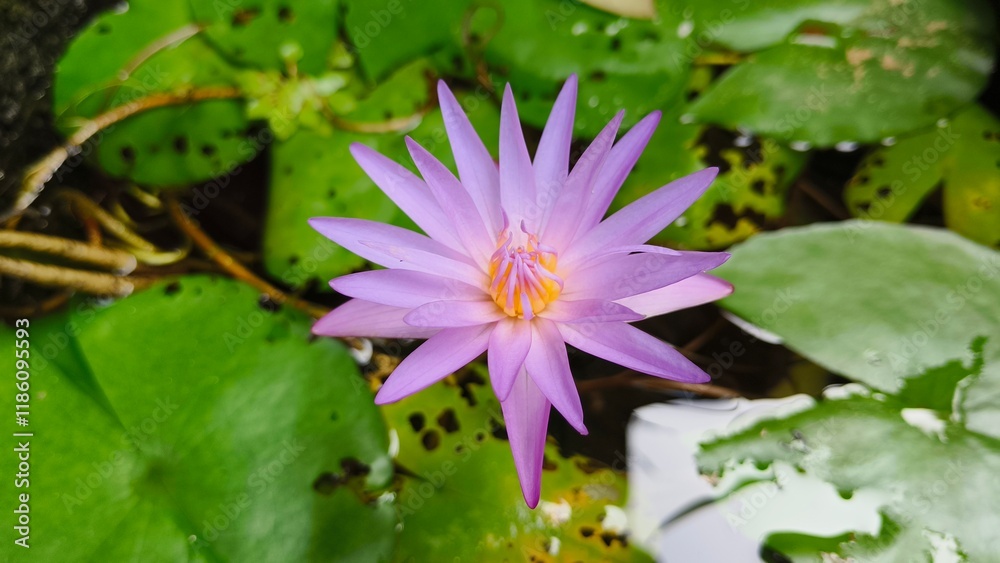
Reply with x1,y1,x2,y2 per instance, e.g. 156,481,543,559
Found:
310,76,732,508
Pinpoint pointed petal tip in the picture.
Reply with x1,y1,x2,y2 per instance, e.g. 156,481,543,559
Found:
721,279,735,296
348,142,369,155
374,382,411,405
522,482,541,509
437,79,458,100
306,217,326,232
372,390,396,406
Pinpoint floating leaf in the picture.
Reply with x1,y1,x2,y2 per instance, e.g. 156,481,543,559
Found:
674,0,869,53
263,76,500,289
714,221,1000,391
687,0,997,145
384,366,652,561
698,343,1000,561
54,1,255,188
475,0,689,137
0,276,395,560
190,0,340,75
846,104,1000,247
342,0,473,80
262,127,408,288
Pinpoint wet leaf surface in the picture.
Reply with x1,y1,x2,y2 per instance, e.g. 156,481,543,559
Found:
687,0,996,145
715,221,1000,391
699,342,1000,561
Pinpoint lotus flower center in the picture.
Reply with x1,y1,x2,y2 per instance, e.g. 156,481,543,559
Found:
488,220,563,319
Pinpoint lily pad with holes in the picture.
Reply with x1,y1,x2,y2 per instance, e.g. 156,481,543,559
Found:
339,59,435,124
189,0,340,76
687,0,997,146
714,221,1000,392
612,107,807,249
845,104,1000,247
0,276,395,561
384,366,652,561
263,83,501,289
54,1,256,188
698,342,1000,561
342,0,474,81
471,0,690,137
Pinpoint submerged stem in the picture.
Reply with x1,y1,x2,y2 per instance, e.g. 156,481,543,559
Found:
165,195,330,320
0,255,138,297
0,230,136,273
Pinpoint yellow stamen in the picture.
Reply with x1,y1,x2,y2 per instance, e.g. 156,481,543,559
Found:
487,221,562,319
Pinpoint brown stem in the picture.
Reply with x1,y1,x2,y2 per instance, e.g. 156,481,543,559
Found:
329,112,427,134
0,86,243,222
82,216,103,246
59,188,158,252
796,178,850,220
165,195,330,319
681,318,728,354
0,230,136,273
578,371,741,398
0,255,138,296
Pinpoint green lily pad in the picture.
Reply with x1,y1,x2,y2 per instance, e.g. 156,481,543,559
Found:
687,0,997,146
262,127,406,288
189,0,340,75
384,366,652,561
54,1,255,188
613,115,807,249
698,343,1000,561
714,221,1000,391
845,104,1000,247
0,276,395,561
473,0,690,137
673,0,869,53
263,79,501,289
342,0,473,81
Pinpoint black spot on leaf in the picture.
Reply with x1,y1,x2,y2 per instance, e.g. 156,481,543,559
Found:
422,430,440,451
120,146,136,163
436,409,459,433
408,413,425,432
